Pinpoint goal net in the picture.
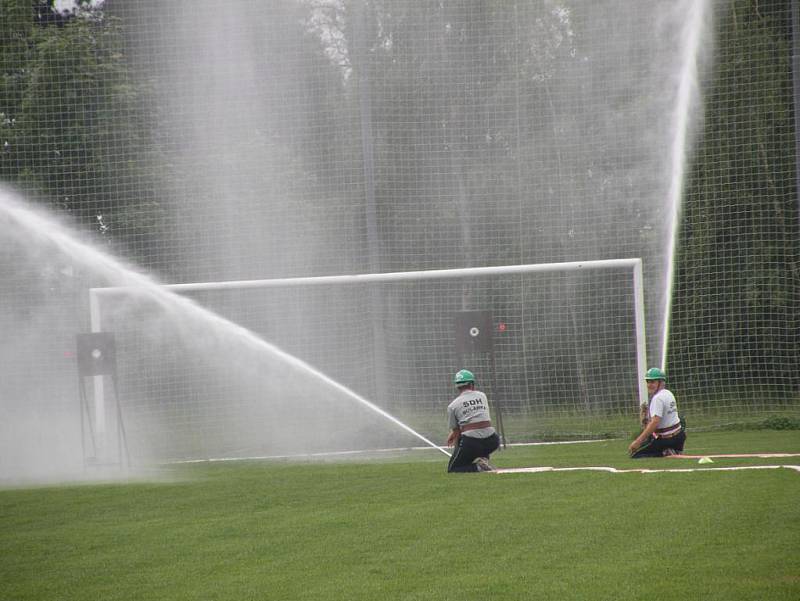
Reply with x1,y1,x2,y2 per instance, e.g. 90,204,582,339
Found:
90,259,646,462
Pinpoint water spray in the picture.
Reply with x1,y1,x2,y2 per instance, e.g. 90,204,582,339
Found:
661,0,709,368
1,191,451,460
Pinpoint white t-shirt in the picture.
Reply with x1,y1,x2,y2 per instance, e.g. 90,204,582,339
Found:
447,390,495,438
648,388,680,429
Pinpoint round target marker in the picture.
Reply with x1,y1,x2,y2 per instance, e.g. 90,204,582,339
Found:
469,327,480,337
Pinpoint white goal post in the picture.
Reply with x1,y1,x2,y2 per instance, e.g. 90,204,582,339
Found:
88,258,648,460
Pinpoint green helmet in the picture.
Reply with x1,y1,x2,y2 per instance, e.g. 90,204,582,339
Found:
453,369,475,386
645,367,667,381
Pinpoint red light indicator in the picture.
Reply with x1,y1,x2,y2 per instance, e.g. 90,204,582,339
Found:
498,322,507,332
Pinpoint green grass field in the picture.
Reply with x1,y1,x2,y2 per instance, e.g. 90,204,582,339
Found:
1,431,798,601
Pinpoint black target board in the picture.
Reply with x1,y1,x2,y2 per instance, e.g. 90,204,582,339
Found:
453,311,494,353
76,332,117,376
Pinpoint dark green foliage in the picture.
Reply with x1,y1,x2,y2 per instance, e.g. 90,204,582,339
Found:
0,0,176,273
698,414,800,432
761,415,800,430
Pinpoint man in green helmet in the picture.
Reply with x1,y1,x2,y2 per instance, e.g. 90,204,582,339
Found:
446,369,500,472
628,367,686,458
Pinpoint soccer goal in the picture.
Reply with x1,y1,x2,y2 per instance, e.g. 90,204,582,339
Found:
88,258,647,462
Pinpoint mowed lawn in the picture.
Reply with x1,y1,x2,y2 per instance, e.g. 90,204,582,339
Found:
1,431,798,601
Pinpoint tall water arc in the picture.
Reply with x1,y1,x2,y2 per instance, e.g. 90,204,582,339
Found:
661,0,710,368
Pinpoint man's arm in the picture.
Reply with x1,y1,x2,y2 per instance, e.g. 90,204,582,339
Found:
628,414,661,454
446,427,461,447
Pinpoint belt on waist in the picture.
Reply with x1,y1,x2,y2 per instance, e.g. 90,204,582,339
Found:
655,426,682,439
460,420,492,432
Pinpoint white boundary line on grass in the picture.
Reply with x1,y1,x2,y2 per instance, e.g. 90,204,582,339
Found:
167,441,800,474
495,465,800,475
168,439,610,464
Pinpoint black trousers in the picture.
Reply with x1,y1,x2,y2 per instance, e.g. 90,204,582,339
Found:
447,433,500,473
631,429,686,458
